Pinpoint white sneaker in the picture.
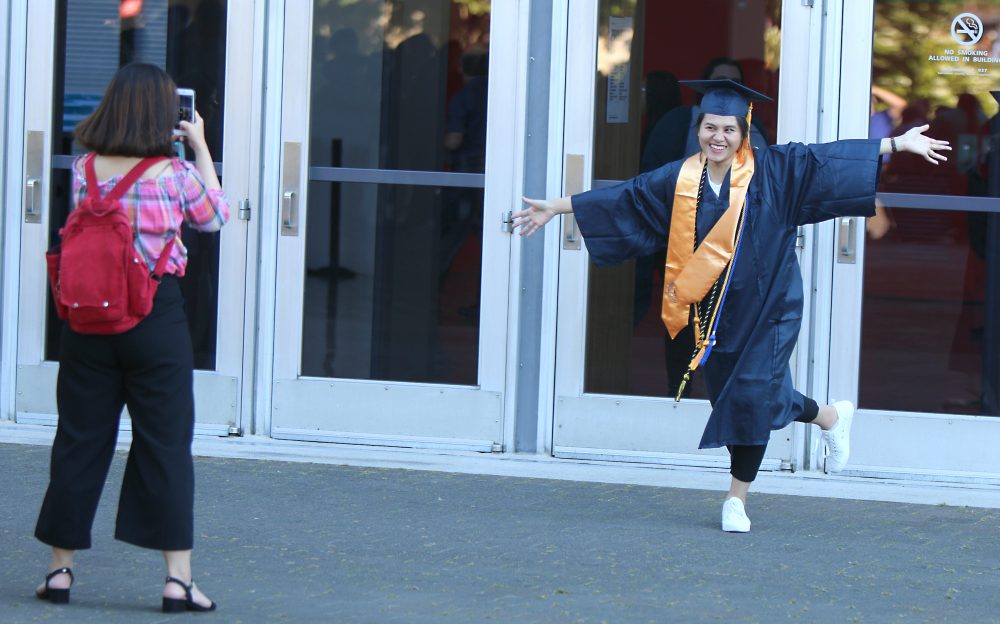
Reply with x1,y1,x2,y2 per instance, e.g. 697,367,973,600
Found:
823,400,855,473
721,497,751,533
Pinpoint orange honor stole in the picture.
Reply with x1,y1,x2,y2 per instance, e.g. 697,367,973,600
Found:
661,151,755,347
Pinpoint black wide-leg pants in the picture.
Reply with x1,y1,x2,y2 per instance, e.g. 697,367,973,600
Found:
35,276,196,551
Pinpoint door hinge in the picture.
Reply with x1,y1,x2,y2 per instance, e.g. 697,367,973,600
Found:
781,459,796,472
491,442,504,453
238,199,251,221
500,210,513,234
227,426,242,436
801,0,815,6
795,227,806,250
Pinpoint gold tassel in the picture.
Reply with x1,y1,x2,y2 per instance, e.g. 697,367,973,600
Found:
675,370,691,402
741,103,754,160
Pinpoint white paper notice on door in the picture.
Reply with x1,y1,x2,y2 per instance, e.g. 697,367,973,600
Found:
606,16,633,124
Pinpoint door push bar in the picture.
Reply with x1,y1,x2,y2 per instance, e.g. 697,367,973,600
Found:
281,142,301,237
24,131,44,224
837,217,857,264
563,154,584,250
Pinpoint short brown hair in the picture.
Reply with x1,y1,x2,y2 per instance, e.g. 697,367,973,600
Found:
74,63,178,157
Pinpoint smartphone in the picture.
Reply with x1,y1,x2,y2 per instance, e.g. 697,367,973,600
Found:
175,88,196,135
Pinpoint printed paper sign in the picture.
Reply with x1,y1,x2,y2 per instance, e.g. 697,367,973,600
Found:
606,16,633,124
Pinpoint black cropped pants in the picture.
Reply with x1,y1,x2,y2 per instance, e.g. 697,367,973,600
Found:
35,276,196,551
728,397,820,483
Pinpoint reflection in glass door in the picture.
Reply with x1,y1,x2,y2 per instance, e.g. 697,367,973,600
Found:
553,0,814,468
271,1,518,450
14,0,255,435
302,3,490,385
829,1,1000,479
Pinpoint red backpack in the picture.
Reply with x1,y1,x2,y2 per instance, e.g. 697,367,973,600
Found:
46,153,176,334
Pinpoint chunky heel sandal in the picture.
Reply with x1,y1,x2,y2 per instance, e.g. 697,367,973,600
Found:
162,576,216,613
36,567,74,604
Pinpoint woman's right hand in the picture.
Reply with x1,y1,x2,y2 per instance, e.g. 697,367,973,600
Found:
178,111,210,157
179,111,222,191
513,197,559,237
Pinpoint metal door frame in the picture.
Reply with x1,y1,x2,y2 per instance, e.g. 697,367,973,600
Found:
548,0,828,470
265,0,527,451
825,0,1000,482
1,0,260,436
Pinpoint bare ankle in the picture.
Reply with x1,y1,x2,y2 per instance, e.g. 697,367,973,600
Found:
813,404,838,430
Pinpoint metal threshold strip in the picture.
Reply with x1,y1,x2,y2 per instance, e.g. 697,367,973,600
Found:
552,446,786,472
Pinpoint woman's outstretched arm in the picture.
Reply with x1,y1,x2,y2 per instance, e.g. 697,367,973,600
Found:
512,196,573,237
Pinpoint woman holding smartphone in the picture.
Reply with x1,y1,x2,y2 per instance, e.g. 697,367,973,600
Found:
34,63,227,612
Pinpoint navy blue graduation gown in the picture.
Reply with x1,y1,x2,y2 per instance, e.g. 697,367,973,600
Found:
572,139,882,448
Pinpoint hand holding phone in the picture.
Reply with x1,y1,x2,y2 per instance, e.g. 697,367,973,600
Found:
175,88,195,136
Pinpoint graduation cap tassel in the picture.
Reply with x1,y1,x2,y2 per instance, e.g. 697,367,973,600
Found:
741,102,754,160
675,370,691,402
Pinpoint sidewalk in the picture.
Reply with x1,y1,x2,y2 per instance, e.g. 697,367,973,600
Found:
2,441,999,624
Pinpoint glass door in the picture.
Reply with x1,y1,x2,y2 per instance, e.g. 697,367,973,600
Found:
828,1,1000,480
270,1,516,451
552,0,817,469
12,0,257,435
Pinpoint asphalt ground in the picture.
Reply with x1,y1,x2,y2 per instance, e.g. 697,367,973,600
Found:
1,442,999,624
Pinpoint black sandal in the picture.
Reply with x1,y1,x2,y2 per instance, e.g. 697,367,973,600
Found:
162,576,217,613
36,567,74,604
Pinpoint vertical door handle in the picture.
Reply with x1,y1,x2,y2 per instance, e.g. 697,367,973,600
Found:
837,217,857,264
282,191,297,229
563,154,584,250
24,130,44,224
24,178,40,221
281,142,302,236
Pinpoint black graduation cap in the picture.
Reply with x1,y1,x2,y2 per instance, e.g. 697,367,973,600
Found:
680,79,773,117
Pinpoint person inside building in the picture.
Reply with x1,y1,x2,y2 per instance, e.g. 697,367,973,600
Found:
33,63,228,611
514,79,950,532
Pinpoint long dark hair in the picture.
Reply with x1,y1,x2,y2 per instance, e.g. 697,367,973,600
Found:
74,63,177,157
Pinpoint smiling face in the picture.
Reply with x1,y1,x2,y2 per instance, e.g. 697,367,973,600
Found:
698,113,744,169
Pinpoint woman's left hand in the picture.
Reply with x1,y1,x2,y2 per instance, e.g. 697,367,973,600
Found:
898,124,951,164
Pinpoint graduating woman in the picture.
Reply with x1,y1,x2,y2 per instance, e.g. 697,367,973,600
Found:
515,80,950,532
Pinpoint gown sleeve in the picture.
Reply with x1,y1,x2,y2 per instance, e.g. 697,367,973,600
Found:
571,161,680,267
761,138,882,226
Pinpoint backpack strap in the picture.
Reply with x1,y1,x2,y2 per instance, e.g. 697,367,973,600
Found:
82,153,100,201
83,153,169,203
151,235,177,279
83,153,175,277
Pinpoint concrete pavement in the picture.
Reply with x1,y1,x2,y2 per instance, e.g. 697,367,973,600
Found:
2,441,999,623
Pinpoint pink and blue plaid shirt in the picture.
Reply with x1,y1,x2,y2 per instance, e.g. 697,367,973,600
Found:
72,155,230,276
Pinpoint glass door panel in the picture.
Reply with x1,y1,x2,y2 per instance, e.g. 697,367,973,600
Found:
271,0,514,451
830,0,1000,478
45,0,227,369
14,0,255,435
554,0,810,469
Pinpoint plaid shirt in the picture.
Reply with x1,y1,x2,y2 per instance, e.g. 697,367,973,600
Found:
72,155,230,276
